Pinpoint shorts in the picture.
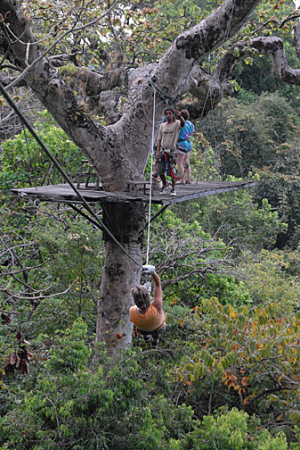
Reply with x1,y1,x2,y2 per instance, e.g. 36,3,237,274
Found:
137,324,166,344
177,147,191,155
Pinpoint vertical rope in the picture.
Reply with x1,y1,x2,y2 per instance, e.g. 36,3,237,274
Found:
146,88,156,265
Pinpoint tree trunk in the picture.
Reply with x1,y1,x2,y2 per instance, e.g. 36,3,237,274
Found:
96,201,145,356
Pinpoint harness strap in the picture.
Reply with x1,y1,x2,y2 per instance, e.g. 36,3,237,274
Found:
154,320,165,332
164,153,182,180
178,138,191,143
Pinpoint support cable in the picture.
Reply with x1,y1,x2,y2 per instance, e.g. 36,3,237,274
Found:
0,81,142,268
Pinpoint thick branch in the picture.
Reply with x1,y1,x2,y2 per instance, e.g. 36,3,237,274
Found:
251,36,300,85
154,0,262,96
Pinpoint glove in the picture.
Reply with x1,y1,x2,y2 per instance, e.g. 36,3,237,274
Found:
142,265,155,275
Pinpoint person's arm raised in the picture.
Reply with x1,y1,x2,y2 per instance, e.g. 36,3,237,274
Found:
152,271,163,312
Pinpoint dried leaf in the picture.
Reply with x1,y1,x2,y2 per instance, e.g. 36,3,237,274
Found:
15,354,21,369
228,373,237,381
26,351,33,359
16,331,22,341
10,352,17,366
19,359,29,375
4,362,14,375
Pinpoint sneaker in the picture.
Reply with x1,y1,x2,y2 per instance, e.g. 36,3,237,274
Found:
170,189,176,197
160,185,170,195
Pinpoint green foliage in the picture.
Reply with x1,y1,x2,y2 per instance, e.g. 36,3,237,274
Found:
188,408,288,450
33,217,103,331
0,319,195,450
201,93,300,179
238,249,300,311
171,296,300,431
0,112,82,193
254,148,300,248
146,207,241,307
199,92,300,248
173,144,286,253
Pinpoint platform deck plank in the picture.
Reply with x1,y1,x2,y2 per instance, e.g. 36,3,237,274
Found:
10,180,256,205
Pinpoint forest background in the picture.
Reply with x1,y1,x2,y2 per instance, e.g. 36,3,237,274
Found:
2,0,300,448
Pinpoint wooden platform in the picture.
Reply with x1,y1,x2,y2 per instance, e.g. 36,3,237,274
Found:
10,180,256,206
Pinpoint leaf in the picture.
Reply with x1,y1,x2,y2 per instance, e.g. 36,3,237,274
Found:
241,377,249,386
115,333,122,339
278,373,284,383
243,397,249,405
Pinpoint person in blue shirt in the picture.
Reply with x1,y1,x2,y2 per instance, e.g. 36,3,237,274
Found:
177,110,194,184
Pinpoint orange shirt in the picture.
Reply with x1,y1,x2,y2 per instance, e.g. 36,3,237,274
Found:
130,303,165,332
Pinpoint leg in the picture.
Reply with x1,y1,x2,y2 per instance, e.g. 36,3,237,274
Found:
137,328,154,344
184,152,191,183
160,173,167,187
168,151,178,196
177,153,185,183
156,158,168,187
150,325,166,348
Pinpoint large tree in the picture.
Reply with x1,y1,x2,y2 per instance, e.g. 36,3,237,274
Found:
1,0,300,357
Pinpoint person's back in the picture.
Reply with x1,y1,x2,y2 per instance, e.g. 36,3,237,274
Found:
130,266,166,348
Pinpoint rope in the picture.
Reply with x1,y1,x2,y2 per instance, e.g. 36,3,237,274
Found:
0,81,143,269
146,87,156,265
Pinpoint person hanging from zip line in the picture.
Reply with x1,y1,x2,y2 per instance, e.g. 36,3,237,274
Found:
154,107,185,197
130,265,166,348
177,109,194,184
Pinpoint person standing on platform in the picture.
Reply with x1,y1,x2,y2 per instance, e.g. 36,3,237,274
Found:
154,107,185,197
177,109,194,184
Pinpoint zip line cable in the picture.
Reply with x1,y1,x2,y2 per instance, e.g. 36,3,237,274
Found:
0,81,142,269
